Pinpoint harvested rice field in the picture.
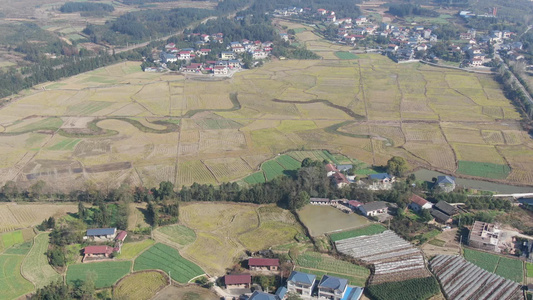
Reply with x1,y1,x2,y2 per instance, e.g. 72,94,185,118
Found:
0,26,532,190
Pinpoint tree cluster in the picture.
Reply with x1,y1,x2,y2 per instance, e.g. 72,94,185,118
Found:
60,2,114,14
387,4,440,18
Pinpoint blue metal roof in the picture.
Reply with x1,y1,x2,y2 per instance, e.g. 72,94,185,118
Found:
275,286,287,299
342,286,364,300
369,173,391,180
86,228,116,236
319,275,348,293
249,291,276,300
436,175,455,185
288,271,316,285
337,164,353,171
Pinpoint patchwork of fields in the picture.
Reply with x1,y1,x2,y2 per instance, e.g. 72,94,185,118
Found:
463,248,524,282
178,202,303,275
0,24,532,191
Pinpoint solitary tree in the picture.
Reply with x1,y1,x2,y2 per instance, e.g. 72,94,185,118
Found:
386,156,409,177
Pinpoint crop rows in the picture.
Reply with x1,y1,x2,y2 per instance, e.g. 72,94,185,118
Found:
329,224,386,242
430,255,521,300
66,261,132,288
457,161,511,179
243,171,266,184
134,243,203,283
262,160,286,181
335,230,430,284
21,233,61,288
296,252,369,277
464,249,524,282
0,254,34,300
114,271,168,300
366,276,440,300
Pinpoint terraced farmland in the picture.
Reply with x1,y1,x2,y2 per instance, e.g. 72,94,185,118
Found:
1,28,532,190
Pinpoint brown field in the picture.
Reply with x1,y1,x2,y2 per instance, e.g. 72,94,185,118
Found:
0,203,77,232
0,23,532,189
177,202,302,275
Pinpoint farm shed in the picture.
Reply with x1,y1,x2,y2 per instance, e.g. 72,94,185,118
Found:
83,245,114,262
115,231,127,242
408,194,433,211
224,274,251,289
430,209,452,224
468,221,501,252
430,255,522,300
85,228,117,241
318,275,348,300
310,198,331,205
248,258,280,271
287,271,316,297
435,176,456,192
434,201,458,216
359,201,388,217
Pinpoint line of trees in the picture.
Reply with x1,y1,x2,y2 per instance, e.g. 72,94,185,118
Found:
60,2,115,13
387,4,440,18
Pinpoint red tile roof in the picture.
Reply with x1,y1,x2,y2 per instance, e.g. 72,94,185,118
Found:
225,274,251,285
249,258,280,267
410,194,429,207
84,245,114,255
115,231,127,241
348,200,362,207
325,164,337,172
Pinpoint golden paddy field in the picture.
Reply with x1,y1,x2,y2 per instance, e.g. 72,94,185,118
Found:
0,26,532,189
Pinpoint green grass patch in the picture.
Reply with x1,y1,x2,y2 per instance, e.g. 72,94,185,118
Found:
195,118,241,130
457,161,511,179
422,229,440,240
428,239,446,247
21,233,61,288
7,117,63,134
4,241,32,255
157,225,196,247
67,261,132,288
0,254,34,300
2,231,24,249
243,171,266,184
527,263,533,277
48,138,81,151
366,276,440,300
118,239,155,260
335,51,359,60
262,160,286,181
296,251,369,286
134,243,204,283
66,101,112,115
495,257,523,282
292,28,307,34
329,224,386,242
464,248,499,272
275,155,301,170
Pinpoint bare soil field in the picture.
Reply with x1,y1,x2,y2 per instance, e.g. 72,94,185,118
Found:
0,26,532,189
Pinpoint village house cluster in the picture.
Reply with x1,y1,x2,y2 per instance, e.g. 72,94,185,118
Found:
81,227,127,262
223,257,364,300
153,35,273,75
